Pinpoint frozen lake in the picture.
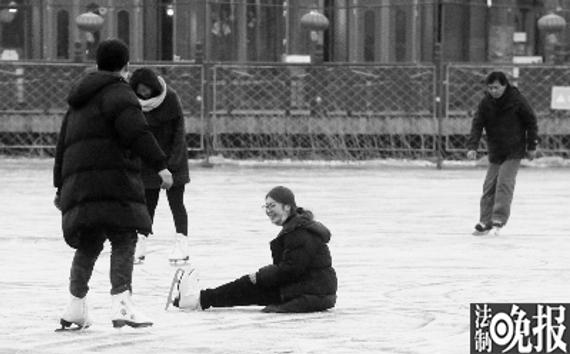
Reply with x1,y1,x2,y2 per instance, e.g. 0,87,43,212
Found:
0,158,568,354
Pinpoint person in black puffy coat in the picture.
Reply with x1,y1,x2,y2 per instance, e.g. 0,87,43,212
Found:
53,39,173,330
129,67,190,264
170,186,337,313
467,71,539,236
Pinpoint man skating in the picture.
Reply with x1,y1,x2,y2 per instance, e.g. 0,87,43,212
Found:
467,71,538,236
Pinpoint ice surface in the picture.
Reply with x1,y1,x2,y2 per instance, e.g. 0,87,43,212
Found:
0,158,568,354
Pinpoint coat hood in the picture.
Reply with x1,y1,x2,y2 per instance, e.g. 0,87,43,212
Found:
67,71,126,108
280,208,331,243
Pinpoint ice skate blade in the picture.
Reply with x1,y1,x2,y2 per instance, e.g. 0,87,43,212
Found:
472,230,490,236
55,319,90,332
165,268,185,310
169,257,189,266
112,319,153,328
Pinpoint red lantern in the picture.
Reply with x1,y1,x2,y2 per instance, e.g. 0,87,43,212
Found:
537,13,567,34
76,12,104,32
300,10,329,32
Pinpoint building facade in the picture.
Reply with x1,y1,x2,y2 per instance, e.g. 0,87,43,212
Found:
0,0,566,63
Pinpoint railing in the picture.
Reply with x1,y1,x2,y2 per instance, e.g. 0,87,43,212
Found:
0,61,568,161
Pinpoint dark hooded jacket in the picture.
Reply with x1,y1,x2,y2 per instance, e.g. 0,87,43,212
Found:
53,71,167,247
255,208,337,309
129,69,189,188
467,85,539,164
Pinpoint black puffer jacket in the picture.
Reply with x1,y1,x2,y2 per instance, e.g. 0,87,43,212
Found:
467,85,539,163
53,71,167,247
256,208,337,308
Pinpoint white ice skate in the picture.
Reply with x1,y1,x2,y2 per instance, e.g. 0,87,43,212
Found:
165,267,201,311
134,234,147,264
111,291,153,328
56,295,92,332
489,225,502,237
168,233,189,265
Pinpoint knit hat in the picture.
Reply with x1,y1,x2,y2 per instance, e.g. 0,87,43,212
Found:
266,186,296,208
96,38,129,72
130,68,163,98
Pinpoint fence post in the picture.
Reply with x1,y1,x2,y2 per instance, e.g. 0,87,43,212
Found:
434,43,444,169
196,42,214,168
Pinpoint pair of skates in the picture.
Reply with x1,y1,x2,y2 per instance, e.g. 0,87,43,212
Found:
56,290,153,332
134,234,190,266
56,267,200,332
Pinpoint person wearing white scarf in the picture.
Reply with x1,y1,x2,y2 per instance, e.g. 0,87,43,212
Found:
129,67,191,265
139,76,168,112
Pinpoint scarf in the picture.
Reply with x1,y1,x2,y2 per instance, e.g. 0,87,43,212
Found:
139,76,167,112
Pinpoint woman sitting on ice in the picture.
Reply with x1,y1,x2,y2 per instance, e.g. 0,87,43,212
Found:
166,186,337,313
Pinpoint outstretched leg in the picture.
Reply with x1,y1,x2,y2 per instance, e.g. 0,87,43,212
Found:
200,275,281,310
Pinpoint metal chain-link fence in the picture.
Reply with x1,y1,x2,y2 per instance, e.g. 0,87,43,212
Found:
0,62,204,155
211,64,436,159
0,61,569,161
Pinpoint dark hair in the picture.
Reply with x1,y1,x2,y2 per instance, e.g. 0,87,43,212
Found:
96,38,129,72
129,68,163,98
266,186,297,209
485,71,509,86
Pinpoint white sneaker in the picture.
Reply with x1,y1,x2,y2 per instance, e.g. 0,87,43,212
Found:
175,267,201,310
134,235,147,264
168,234,189,263
111,291,153,328
59,295,92,330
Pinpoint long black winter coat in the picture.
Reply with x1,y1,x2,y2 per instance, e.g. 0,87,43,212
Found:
467,85,539,164
256,208,337,309
140,88,189,188
53,71,167,248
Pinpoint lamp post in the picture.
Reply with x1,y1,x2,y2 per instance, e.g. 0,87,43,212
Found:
300,10,329,64
537,11,566,64
75,11,104,62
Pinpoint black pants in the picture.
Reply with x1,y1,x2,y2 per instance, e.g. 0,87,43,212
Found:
69,229,137,298
145,185,188,235
200,275,281,310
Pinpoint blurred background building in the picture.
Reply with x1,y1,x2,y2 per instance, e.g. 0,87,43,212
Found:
0,0,568,63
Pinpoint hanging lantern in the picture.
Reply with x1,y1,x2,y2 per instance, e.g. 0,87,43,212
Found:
0,9,15,24
537,13,567,34
0,1,17,24
300,10,329,32
76,12,104,32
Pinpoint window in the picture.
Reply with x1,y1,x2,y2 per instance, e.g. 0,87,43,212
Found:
117,10,130,47
395,8,406,61
364,10,375,62
56,10,69,59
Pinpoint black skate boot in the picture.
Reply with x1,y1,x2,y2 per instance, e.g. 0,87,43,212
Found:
472,222,492,236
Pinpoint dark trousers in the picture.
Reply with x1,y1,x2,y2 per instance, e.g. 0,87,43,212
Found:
200,275,281,310
480,158,521,226
69,229,137,298
145,185,188,235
